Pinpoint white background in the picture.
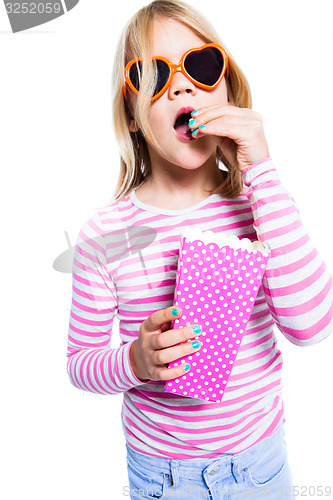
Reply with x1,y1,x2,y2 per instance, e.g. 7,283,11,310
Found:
1,0,333,498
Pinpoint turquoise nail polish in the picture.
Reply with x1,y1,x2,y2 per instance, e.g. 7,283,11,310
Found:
192,110,198,115
172,308,179,316
199,125,206,129
188,118,195,126
193,325,202,333
184,364,191,371
192,128,198,135
191,341,200,349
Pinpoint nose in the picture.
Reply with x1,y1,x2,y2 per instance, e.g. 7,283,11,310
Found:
168,69,197,99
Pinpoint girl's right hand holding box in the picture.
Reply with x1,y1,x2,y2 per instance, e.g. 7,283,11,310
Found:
129,306,203,382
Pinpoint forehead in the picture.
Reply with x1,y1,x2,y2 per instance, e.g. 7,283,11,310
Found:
151,16,206,61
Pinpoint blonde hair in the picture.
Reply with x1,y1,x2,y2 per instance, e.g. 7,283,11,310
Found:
108,0,252,205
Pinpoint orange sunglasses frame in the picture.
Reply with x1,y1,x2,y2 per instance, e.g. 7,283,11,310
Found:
123,43,229,102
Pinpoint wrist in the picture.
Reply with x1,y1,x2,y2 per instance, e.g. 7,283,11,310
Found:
129,340,150,383
240,159,278,201
240,157,272,175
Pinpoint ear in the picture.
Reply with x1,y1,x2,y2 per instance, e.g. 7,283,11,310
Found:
125,98,139,132
129,118,139,133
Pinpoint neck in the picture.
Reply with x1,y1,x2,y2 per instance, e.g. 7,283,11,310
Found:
143,151,225,201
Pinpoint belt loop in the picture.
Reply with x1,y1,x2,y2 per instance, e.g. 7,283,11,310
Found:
231,456,242,484
170,460,180,488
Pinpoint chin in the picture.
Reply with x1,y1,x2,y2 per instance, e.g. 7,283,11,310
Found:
175,150,216,170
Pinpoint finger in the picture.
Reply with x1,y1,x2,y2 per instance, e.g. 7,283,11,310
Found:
190,104,255,126
141,306,182,335
152,336,202,365
191,103,236,116
190,113,243,140
160,321,171,332
190,110,253,134
151,323,203,350
190,124,219,141
192,115,253,143
153,361,194,381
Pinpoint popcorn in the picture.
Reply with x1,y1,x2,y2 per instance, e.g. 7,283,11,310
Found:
164,227,270,403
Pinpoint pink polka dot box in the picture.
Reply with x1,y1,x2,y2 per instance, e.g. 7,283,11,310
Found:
165,227,270,403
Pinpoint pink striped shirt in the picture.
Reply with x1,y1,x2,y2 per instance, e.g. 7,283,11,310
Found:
67,158,333,459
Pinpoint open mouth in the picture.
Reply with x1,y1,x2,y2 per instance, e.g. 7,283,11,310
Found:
173,111,195,141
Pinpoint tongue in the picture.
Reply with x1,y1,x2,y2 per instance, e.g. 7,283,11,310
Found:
174,122,191,135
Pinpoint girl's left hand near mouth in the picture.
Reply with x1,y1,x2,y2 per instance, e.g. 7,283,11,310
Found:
189,104,270,172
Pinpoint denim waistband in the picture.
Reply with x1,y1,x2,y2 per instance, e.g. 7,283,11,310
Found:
126,423,285,478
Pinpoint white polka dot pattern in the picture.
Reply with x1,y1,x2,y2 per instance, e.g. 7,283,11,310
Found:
164,234,270,403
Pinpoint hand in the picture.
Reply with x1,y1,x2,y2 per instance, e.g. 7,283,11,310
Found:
130,306,203,382
189,104,270,172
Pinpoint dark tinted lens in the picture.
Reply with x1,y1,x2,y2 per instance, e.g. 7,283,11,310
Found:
184,47,224,86
129,61,142,91
129,59,170,97
154,59,170,95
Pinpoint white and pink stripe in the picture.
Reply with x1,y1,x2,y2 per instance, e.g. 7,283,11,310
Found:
67,158,333,459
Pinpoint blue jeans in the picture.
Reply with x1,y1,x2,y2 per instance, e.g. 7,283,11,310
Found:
125,423,295,499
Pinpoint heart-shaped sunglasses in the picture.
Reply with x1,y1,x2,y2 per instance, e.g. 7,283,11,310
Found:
123,43,229,102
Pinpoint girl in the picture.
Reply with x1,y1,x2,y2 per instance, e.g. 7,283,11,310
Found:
66,1,333,498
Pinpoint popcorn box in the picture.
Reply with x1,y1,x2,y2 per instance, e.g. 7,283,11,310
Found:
165,227,270,403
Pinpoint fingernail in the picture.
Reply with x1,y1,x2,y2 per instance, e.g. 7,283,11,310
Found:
199,125,206,130
191,341,200,349
192,128,199,135
172,308,179,316
193,325,202,333
188,118,195,126
184,364,191,371
192,110,198,115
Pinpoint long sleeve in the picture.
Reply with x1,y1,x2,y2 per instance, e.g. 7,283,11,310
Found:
241,158,333,346
66,210,147,394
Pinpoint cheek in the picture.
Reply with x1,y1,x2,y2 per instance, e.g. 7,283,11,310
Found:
149,112,160,130
211,79,229,104
148,106,167,136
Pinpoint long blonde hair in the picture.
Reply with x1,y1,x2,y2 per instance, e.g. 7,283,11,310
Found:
108,0,252,205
